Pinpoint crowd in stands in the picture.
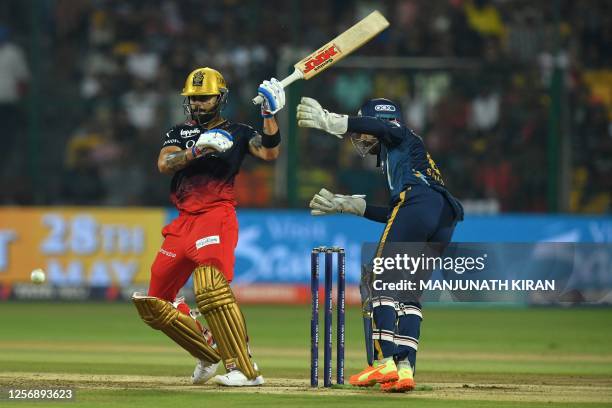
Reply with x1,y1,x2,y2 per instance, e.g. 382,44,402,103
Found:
0,0,610,213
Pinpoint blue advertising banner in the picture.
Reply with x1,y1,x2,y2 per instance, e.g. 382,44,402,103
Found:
165,210,612,285
454,215,612,243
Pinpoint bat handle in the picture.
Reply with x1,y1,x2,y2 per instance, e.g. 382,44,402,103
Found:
252,68,304,105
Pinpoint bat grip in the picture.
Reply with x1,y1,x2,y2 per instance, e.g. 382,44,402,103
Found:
252,68,304,105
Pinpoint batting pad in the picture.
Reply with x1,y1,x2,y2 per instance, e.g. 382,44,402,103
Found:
132,293,221,363
193,265,258,380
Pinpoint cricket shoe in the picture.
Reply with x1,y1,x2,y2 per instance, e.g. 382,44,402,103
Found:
349,359,399,387
191,359,220,384
213,363,264,387
380,365,415,392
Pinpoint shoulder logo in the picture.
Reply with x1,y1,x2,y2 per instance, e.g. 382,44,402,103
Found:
180,128,201,138
375,104,396,112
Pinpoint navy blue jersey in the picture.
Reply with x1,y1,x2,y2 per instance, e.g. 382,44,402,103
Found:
347,117,444,197
348,116,464,220
162,120,259,213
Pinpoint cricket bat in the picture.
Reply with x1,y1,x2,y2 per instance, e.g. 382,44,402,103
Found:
252,10,390,105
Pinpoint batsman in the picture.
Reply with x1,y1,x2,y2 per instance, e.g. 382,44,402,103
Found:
297,96,464,392
132,67,285,386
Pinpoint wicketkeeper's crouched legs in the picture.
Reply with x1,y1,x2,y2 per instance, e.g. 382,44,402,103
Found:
132,293,221,363
350,295,401,387
193,264,259,380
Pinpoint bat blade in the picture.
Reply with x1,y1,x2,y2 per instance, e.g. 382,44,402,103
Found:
297,10,389,80
252,10,389,105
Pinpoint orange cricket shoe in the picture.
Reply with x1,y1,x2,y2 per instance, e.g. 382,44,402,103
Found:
349,359,399,387
380,365,415,392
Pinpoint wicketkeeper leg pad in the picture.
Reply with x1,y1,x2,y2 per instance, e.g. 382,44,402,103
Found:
371,296,398,360
193,265,258,380
132,293,221,363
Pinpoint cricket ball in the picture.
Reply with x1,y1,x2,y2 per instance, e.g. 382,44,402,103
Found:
31,268,46,284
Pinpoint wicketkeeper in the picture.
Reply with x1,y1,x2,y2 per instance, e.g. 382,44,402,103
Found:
297,96,463,392
133,67,285,386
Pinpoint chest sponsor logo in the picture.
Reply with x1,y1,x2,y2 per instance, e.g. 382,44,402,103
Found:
180,128,201,138
163,138,180,145
196,235,220,249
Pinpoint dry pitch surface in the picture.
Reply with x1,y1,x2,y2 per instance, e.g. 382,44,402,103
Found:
2,372,612,404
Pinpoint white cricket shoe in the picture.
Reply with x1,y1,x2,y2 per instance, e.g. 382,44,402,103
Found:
213,364,264,387
191,359,220,384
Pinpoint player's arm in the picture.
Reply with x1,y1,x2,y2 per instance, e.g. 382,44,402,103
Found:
158,130,234,174
363,204,389,223
346,116,402,147
158,146,197,174
249,118,281,161
249,78,284,161
296,97,402,146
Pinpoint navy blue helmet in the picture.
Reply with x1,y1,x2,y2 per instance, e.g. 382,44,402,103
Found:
358,98,402,122
351,98,402,157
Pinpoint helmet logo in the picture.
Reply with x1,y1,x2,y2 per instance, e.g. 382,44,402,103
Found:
193,71,204,86
375,104,396,112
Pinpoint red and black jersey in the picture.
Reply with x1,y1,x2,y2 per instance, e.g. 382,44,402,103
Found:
162,120,259,214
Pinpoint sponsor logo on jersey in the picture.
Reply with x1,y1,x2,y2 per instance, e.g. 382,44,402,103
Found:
195,235,220,249
303,44,340,74
163,138,180,145
180,128,201,138
375,104,396,112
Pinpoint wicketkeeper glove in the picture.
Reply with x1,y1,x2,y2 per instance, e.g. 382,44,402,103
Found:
309,188,366,216
258,78,285,118
193,129,234,157
296,97,348,138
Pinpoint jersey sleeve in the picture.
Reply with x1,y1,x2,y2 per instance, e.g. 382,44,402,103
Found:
347,116,403,147
162,127,183,148
363,204,389,223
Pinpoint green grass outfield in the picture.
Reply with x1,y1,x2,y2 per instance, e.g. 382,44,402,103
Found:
0,303,611,407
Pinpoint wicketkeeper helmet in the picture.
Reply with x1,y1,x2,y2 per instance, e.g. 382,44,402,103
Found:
358,98,402,122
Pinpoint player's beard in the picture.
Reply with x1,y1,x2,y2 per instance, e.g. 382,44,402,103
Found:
193,109,218,126
184,97,221,127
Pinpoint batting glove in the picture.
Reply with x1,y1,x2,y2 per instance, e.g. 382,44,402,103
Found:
193,129,234,157
309,188,366,216
297,97,348,138
258,78,285,118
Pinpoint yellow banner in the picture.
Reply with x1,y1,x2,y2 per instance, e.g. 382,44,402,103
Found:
0,208,165,285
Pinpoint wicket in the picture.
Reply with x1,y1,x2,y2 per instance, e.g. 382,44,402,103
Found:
310,246,345,388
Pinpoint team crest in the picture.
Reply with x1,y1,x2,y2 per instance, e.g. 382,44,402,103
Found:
193,71,204,86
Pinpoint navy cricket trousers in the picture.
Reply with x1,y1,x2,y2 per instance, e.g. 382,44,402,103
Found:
371,184,459,362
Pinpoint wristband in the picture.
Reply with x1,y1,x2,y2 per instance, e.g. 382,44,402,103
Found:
261,131,281,148
191,145,200,158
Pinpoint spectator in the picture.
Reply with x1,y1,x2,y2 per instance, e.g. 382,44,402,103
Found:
0,25,29,176
0,1,609,213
